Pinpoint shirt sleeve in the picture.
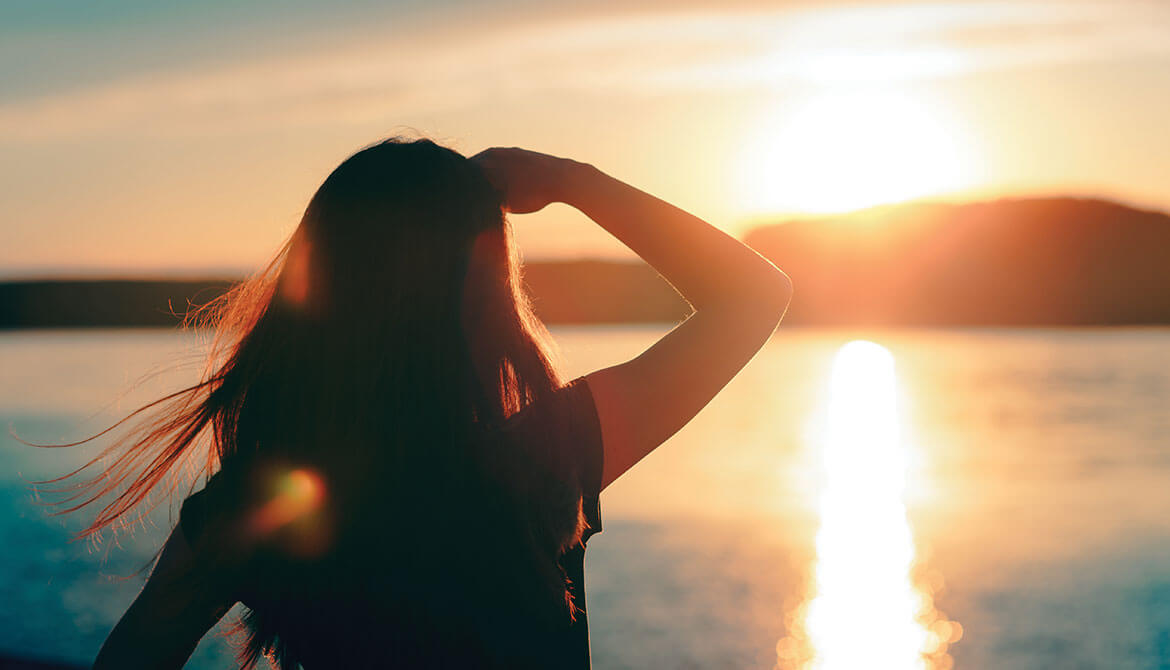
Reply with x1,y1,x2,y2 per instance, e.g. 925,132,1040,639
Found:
496,375,605,544
562,376,604,542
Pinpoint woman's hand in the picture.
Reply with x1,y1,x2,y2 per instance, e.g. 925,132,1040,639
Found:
471,147,582,214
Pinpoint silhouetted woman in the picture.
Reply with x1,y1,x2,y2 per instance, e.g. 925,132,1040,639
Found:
68,138,790,668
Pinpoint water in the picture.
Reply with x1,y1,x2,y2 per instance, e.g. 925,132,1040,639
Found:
3,327,1170,668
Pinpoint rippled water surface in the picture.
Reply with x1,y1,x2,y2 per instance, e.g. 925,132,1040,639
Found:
3,327,1170,668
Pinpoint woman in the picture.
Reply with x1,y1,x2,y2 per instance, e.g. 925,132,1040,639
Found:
73,138,790,668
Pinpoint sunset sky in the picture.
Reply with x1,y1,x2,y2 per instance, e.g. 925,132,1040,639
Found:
3,0,1168,276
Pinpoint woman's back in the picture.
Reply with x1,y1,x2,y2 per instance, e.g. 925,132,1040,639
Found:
177,376,605,669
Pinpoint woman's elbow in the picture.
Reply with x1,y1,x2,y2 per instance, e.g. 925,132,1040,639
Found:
722,267,791,332
775,269,794,309
757,267,793,322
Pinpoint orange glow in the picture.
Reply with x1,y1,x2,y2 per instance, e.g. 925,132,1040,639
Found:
279,238,313,309
6,4,1170,270
250,467,327,536
779,341,958,669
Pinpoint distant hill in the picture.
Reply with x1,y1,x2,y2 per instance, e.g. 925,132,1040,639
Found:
0,262,690,329
745,196,1170,326
2,197,1168,329
0,279,237,329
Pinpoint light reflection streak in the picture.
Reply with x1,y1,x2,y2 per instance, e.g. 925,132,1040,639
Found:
779,340,959,670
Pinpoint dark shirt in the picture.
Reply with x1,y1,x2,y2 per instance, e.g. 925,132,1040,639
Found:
179,376,604,669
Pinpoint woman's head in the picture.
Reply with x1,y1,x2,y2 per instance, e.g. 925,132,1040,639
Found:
46,134,572,563
278,138,502,326
259,138,559,434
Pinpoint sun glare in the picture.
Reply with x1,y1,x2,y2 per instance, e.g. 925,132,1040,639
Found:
738,90,974,215
778,341,959,670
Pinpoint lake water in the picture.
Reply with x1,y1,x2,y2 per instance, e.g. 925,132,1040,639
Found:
3,327,1170,669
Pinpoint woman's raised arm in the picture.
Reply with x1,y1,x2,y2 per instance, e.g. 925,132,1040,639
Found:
473,148,792,490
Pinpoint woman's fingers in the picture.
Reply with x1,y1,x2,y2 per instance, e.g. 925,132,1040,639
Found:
470,147,565,214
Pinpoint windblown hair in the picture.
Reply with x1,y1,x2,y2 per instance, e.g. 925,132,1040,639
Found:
41,138,586,668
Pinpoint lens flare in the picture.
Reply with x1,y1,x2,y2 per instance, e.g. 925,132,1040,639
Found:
779,341,959,670
250,467,326,535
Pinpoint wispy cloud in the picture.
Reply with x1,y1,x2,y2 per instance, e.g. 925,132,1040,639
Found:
646,2,1170,87
2,1,1167,141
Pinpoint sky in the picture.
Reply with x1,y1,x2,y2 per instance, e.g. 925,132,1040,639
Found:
2,0,1169,276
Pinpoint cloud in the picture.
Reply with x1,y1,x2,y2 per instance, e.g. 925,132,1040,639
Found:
1,1,1167,141
644,2,1170,88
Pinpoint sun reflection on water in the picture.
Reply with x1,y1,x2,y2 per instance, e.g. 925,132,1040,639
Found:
779,340,960,670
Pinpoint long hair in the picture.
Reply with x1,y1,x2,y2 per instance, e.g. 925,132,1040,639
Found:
41,137,586,668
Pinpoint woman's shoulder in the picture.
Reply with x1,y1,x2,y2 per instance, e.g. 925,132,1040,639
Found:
504,377,600,442
178,460,334,571
488,376,605,539
485,377,602,477
177,466,248,553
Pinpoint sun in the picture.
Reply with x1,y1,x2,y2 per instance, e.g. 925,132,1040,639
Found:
736,89,975,215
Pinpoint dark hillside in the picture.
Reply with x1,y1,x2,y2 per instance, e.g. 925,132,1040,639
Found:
745,197,1170,325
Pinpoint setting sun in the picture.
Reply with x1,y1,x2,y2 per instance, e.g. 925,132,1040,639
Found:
737,89,976,215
